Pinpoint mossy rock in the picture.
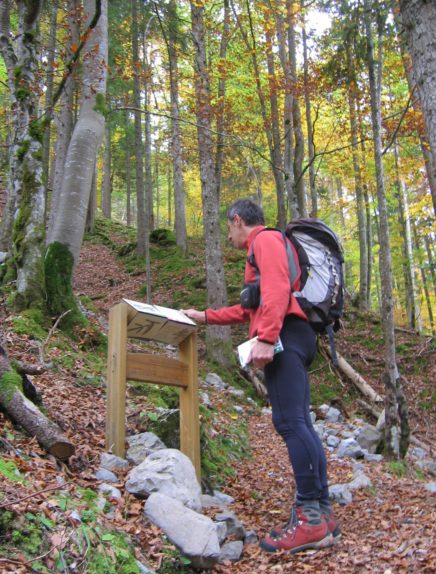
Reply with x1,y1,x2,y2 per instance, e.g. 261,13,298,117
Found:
149,228,176,246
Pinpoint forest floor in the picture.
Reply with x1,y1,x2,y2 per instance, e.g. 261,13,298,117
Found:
0,230,435,574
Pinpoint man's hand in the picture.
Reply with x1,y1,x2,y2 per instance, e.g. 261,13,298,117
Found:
248,340,274,369
180,309,206,323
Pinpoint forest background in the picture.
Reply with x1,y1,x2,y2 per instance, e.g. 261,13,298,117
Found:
0,1,435,572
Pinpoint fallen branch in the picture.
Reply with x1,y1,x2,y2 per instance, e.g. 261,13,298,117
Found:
237,365,267,398
324,346,383,404
0,344,75,460
0,481,69,509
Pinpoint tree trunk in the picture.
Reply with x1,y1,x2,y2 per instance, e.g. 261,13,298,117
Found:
232,1,287,226
102,124,111,219
125,110,132,227
412,223,435,335
48,0,79,245
345,27,368,310
288,12,307,217
393,143,422,332
45,0,107,325
364,0,409,459
167,0,187,253
0,346,74,460
131,0,148,273
273,0,297,220
0,0,46,310
190,1,233,367
399,0,436,215
302,8,317,217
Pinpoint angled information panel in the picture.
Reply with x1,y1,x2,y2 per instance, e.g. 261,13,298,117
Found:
123,298,196,345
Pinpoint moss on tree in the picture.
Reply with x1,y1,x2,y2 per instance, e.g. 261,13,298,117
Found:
44,241,85,332
0,370,23,405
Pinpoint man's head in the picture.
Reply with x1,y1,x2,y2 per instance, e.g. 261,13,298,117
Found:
227,199,264,249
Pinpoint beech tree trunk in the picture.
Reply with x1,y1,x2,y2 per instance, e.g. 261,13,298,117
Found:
0,0,46,309
399,0,436,215
345,23,369,310
102,124,111,219
190,1,233,367
364,0,409,459
166,0,187,253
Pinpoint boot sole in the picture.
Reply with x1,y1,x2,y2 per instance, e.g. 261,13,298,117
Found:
260,533,334,554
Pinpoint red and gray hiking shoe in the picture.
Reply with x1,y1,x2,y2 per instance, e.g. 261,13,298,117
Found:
269,505,341,543
260,506,333,554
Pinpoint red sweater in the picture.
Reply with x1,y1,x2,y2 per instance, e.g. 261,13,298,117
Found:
205,226,307,344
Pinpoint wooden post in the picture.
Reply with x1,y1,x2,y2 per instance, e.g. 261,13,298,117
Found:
105,300,201,481
106,301,128,457
179,332,201,480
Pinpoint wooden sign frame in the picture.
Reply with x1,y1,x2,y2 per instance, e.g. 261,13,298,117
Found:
105,301,200,480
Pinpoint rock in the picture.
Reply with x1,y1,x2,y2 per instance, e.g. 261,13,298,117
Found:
348,470,372,491
326,407,342,423
364,453,384,462
424,482,436,494
261,407,272,416
200,392,212,407
100,453,129,471
337,437,366,459
326,435,340,448
144,493,220,569
98,483,122,500
205,373,227,391
212,490,235,505
355,424,382,454
0,252,8,264
329,484,353,505
125,448,202,511
201,494,226,509
126,432,166,465
215,521,227,544
314,422,325,440
244,530,258,544
416,459,436,475
218,540,244,563
233,405,244,413
228,387,245,398
310,411,316,424
95,468,118,483
410,447,427,460
214,510,245,540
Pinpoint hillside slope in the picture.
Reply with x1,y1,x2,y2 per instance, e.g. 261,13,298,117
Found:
0,223,434,573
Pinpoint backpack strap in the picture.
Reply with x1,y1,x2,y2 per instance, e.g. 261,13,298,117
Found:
247,228,299,289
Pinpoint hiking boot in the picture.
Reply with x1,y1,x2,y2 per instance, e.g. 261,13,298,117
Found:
321,507,341,541
270,505,341,542
260,506,333,553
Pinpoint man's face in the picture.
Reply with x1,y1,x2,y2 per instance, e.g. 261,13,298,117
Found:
227,214,245,249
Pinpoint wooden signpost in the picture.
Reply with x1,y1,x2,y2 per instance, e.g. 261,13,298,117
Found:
105,299,201,479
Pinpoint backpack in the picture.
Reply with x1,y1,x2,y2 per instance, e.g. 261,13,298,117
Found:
246,219,345,364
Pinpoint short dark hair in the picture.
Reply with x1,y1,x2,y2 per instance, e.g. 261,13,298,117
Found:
227,199,265,226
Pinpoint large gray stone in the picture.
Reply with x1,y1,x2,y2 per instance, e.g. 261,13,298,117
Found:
125,448,202,511
126,432,166,465
337,437,366,459
205,373,227,390
355,424,382,454
144,493,220,569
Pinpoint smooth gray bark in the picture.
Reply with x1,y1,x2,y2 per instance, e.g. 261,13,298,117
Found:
102,124,111,219
399,0,436,215
48,0,107,264
190,1,232,366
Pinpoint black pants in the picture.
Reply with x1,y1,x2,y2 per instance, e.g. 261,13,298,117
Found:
264,316,329,504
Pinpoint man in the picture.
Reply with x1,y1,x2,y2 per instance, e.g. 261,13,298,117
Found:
183,199,340,553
